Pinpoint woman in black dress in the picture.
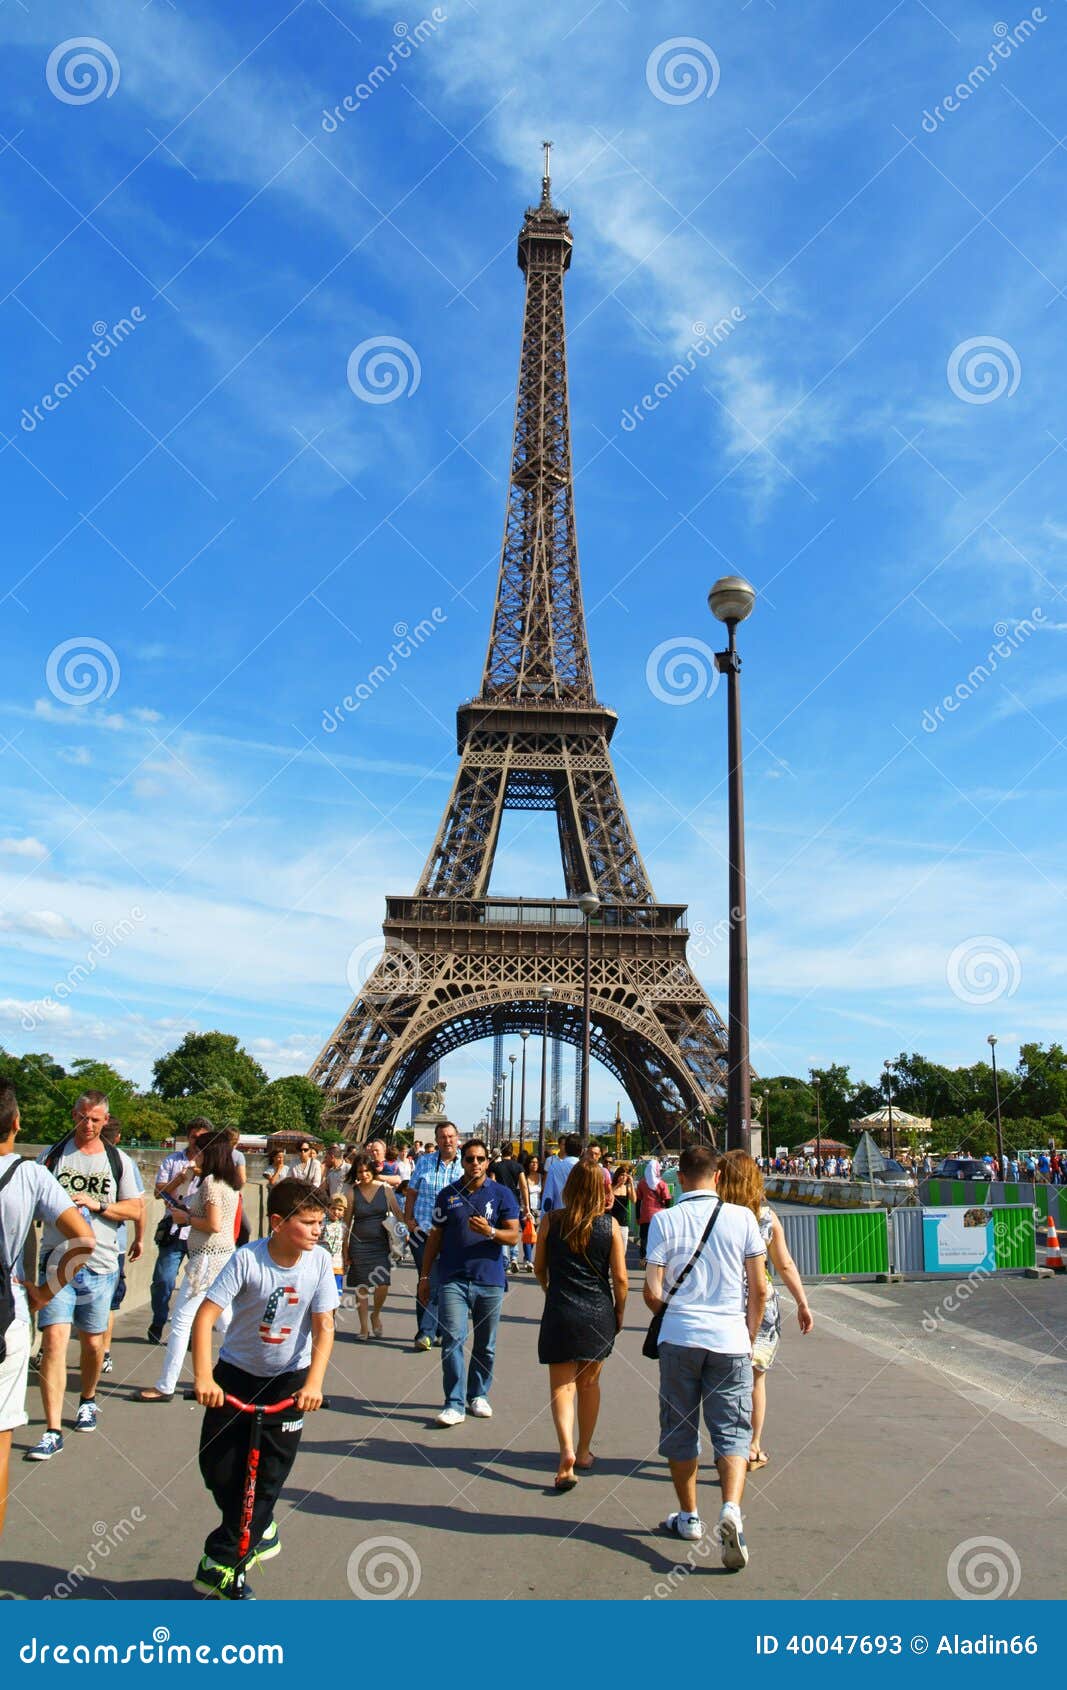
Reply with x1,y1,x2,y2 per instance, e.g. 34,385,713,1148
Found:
535,1160,628,1490
345,1152,404,1340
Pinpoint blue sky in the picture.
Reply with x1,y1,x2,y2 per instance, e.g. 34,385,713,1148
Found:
1,0,1064,1128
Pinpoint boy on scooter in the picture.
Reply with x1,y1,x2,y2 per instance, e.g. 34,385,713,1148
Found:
191,1179,337,1599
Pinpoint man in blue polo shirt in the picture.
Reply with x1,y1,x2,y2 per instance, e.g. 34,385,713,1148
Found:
418,1138,520,1427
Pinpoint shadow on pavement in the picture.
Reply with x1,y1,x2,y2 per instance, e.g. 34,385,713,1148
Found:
0,1562,196,1601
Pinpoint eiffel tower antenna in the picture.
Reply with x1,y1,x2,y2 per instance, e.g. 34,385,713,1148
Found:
310,162,730,1146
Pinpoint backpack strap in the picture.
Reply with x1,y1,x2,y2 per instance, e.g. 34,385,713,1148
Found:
43,1137,125,1194
0,1158,23,1198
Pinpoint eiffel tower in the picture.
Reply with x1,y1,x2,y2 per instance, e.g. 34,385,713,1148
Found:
309,149,729,1146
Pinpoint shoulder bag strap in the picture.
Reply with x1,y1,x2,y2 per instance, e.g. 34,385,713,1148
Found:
660,1199,724,1309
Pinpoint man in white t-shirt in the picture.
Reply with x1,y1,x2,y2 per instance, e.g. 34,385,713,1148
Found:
644,1144,766,1571
0,1084,93,1508
32,1091,143,1453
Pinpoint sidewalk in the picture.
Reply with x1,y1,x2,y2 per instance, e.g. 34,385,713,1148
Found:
3,1262,1064,1601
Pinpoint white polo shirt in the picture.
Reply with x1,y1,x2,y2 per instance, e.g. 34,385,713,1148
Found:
646,1190,765,1355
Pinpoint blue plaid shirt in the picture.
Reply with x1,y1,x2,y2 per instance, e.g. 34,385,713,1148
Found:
408,1151,464,1233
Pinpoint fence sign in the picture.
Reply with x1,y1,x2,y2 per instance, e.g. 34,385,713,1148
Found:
922,1205,996,1273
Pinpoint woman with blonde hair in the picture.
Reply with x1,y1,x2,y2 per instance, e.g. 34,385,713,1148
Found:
716,1149,814,1469
535,1160,627,1490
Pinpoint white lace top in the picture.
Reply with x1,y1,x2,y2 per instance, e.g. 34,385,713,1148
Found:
183,1174,240,1293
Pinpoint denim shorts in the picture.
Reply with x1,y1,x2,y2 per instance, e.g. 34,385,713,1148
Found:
657,1342,753,1461
38,1268,120,1335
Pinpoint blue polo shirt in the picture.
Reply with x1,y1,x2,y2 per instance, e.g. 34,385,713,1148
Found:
432,1179,520,1288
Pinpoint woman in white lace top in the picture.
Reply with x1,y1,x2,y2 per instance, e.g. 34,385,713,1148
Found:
136,1129,241,1402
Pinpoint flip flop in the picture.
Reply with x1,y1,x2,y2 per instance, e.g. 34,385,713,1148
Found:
134,1388,174,1403
554,1474,578,1492
748,1449,769,1469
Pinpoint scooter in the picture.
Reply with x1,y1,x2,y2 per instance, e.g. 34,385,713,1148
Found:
223,1393,295,1600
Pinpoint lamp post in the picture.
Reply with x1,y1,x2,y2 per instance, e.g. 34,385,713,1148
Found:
812,1072,822,1176
537,984,552,1168
883,1059,896,1161
710,575,757,1152
519,1029,530,1148
508,1054,516,1139
577,891,601,1145
988,1034,1005,1181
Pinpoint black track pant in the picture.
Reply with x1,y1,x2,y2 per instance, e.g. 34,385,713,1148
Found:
197,1358,307,1566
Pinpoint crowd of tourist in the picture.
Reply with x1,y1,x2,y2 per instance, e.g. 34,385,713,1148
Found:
0,1086,821,1596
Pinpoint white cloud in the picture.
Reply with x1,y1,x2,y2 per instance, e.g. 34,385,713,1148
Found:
0,910,80,941
0,836,48,860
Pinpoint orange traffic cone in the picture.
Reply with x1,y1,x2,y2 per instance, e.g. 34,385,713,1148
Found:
1045,1211,1066,1273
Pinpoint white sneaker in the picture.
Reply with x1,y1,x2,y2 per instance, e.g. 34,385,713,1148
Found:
718,1504,749,1570
467,1396,493,1418
664,1511,704,1542
435,1407,466,1427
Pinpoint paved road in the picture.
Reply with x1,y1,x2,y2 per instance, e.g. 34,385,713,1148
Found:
3,1256,1066,1602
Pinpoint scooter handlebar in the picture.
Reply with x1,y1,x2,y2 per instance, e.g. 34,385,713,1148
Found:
222,1394,296,1415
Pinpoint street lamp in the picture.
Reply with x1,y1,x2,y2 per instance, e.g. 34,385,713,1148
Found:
519,1029,530,1147
537,984,552,1168
508,1053,516,1139
709,574,757,1152
883,1059,896,1161
811,1072,822,1175
577,891,601,1144
988,1034,1005,1181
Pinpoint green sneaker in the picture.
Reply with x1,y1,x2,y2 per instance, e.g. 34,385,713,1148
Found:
193,1556,256,1600
249,1520,281,1567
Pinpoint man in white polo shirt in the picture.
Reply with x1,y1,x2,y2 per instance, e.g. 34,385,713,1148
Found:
644,1143,766,1571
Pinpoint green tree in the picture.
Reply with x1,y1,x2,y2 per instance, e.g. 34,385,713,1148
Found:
752,1076,816,1150
1011,1043,1067,1120
240,1076,324,1138
0,1049,70,1141
158,1083,246,1131
152,1032,267,1101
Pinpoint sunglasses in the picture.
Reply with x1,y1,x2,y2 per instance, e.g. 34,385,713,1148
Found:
463,1154,488,1164
299,1146,311,1153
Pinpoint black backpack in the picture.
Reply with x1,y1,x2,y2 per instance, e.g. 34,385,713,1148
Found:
44,1135,124,1191
0,1158,26,1363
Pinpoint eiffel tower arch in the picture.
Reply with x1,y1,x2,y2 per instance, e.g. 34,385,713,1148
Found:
309,152,729,1147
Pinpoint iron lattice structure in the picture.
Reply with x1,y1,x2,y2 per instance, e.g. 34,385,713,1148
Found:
309,158,729,1146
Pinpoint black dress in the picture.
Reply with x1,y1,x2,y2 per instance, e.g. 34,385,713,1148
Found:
537,1213,616,1365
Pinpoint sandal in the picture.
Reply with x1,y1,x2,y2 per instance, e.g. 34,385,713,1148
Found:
748,1448,769,1469
554,1474,578,1492
134,1387,174,1403
371,1321,383,1338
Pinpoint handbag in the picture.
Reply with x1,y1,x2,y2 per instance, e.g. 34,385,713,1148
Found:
642,1198,723,1360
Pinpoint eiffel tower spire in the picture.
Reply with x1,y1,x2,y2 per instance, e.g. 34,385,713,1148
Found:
481,144,591,704
309,162,730,1148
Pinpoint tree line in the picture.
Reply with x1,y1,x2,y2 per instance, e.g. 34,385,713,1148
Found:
752,1044,1067,1157
4,1030,1066,1157
0,1031,325,1144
